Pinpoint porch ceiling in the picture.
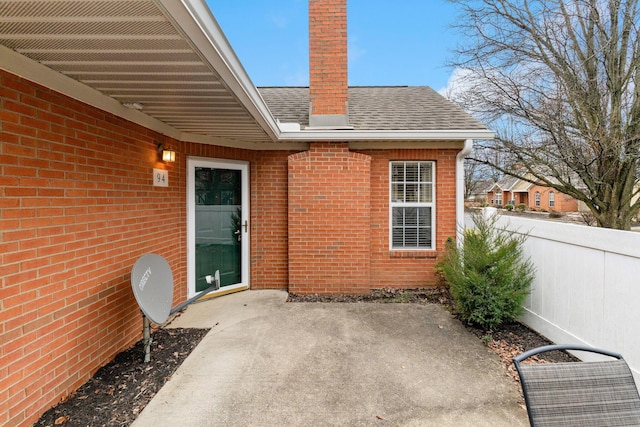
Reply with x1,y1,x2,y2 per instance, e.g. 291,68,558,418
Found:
0,0,277,143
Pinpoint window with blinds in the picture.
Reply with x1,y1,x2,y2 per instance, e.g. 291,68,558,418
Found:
390,161,435,250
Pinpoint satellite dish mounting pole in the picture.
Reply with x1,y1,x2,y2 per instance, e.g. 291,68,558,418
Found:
131,254,220,363
143,314,151,363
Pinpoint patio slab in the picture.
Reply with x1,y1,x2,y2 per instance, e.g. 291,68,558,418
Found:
132,290,528,426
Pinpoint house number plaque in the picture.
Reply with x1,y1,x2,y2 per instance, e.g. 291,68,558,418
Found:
153,168,168,187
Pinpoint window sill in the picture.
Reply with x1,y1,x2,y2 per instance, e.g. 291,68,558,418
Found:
390,250,438,259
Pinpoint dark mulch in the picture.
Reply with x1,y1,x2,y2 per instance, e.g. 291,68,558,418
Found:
34,328,209,427
287,286,454,305
36,287,575,426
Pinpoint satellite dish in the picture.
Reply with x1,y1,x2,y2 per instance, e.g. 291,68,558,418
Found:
130,254,174,325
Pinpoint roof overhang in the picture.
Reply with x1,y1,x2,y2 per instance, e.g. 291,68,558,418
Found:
0,0,494,150
512,180,534,192
280,129,495,143
0,0,281,146
157,0,279,142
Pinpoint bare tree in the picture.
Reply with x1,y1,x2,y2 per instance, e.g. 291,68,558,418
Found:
449,0,640,229
464,158,483,200
463,151,503,201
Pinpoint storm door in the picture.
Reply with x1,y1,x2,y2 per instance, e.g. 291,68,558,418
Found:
187,158,249,298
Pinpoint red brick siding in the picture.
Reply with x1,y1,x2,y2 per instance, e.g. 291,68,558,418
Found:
362,148,459,288
0,70,290,426
309,0,348,116
487,185,579,212
251,151,293,289
0,68,463,424
288,143,371,294
0,71,186,426
528,184,578,212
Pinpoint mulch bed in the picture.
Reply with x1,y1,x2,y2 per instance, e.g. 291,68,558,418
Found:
34,328,209,427
35,287,574,426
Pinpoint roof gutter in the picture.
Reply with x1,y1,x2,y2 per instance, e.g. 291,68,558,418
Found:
278,129,496,142
456,139,474,246
2,0,495,149
158,0,282,141
157,2,498,146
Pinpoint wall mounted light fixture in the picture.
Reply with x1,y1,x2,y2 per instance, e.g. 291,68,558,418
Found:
162,149,176,162
157,142,176,163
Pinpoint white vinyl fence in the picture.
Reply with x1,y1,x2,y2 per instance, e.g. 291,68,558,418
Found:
480,211,640,381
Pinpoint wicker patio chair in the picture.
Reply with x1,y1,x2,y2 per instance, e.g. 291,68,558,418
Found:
513,344,640,427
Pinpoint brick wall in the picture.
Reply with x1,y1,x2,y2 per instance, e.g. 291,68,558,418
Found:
0,67,464,424
364,148,459,288
287,145,460,294
251,151,292,289
288,143,371,294
0,70,288,426
528,184,579,212
309,0,348,116
0,71,185,426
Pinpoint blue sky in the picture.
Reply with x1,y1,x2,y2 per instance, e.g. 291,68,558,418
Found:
206,1,461,92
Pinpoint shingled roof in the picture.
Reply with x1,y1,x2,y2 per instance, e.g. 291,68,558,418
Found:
258,86,488,131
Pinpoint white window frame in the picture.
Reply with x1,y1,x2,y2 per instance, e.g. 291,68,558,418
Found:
549,191,555,208
495,191,502,206
535,191,541,207
389,161,436,250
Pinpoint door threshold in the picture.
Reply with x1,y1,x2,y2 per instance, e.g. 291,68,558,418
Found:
197,285,249,301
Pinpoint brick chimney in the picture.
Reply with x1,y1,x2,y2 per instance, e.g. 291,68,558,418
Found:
308,0,350,128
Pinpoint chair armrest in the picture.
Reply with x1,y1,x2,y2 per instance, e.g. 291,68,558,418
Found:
513,344,623,364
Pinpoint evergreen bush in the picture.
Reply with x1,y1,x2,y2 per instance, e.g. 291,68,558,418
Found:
436,212,535,329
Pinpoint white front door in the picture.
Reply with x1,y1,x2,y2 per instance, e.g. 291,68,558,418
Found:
187,158,249,298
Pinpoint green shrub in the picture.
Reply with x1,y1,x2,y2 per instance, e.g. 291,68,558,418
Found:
516,204,526,212
436,212,535,329
505,204,514,211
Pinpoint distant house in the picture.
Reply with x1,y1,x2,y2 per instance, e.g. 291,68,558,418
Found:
466,179,495,205
0,0,494,425
487,172,584,212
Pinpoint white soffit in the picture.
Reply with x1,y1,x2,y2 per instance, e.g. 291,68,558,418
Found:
0,0,491,148
0,0,278,144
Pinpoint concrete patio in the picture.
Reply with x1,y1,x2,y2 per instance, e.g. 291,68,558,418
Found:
132,290,528,426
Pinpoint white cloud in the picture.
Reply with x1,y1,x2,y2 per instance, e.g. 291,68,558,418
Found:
348,36,367,65
438,67,498,125
269,13,288,29
438,67,474,100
